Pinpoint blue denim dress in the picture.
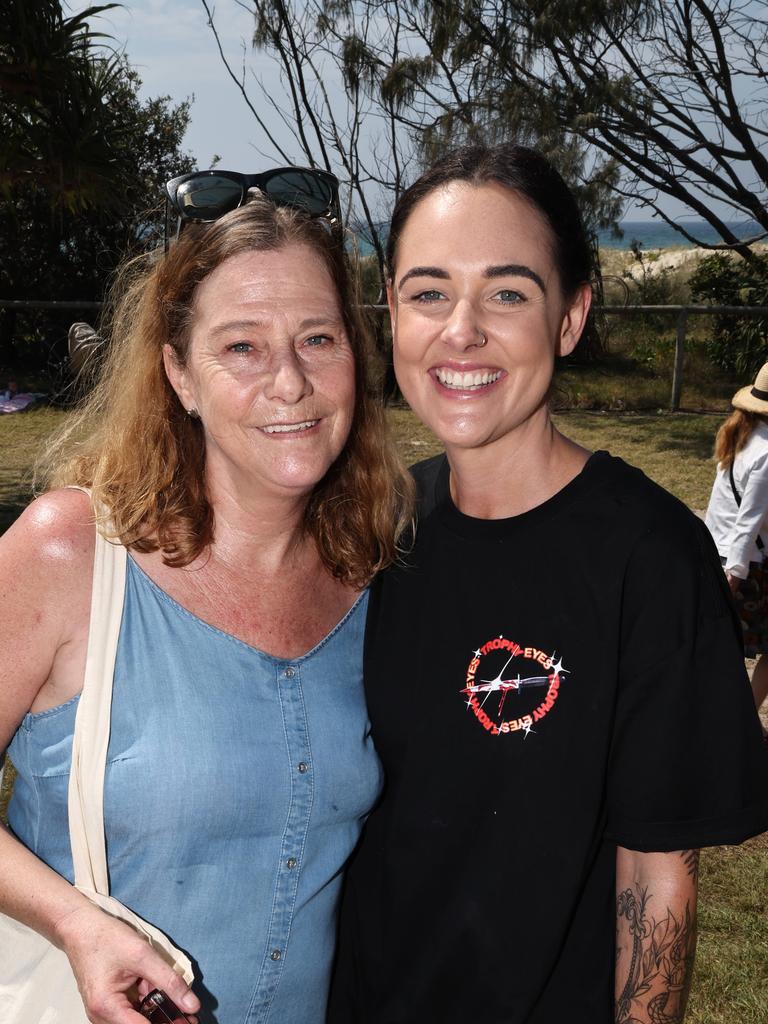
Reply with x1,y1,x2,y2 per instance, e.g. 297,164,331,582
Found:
7,557,381,1024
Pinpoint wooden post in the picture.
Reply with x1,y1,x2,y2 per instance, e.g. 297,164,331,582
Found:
670,309,688,411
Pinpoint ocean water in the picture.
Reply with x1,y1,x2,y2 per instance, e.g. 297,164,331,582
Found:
598,219,764,250
353,218,763,254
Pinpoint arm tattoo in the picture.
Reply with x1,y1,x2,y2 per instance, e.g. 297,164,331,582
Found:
679,850,699,885
615,884,697,1024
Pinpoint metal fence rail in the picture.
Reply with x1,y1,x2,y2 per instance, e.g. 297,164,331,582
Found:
0,300,103,310
602,305,768,411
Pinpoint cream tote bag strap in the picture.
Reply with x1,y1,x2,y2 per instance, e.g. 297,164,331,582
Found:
0,505,192,1024
68,503,126,895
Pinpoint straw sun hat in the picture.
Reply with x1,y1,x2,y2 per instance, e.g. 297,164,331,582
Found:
732,362,768,413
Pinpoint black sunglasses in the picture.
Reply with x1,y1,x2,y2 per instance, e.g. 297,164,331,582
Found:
165,167,341,234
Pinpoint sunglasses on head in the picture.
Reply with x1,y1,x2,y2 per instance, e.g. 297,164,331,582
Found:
164,167,341,247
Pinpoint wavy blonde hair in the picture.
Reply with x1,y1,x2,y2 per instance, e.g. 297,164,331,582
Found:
41,200,414,587
714,409,768,468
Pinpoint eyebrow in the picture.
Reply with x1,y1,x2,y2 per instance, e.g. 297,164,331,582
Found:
397,263,546,294
485,264,546,294
298,316,343,330
397,266,450,290
209,315,342,337
209,318,264,337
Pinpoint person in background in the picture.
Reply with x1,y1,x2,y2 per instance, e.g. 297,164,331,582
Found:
705,364,768,738
0,378,18,401
0,184,412,1024
329,143,768,1024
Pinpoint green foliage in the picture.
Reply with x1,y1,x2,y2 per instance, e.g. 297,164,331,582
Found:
0,0,124,212
689,254,768,376
341,34,377,95
629,334,673,371
380,56,436,110
622,240,686,304
613,241,693,369
0,0,194,383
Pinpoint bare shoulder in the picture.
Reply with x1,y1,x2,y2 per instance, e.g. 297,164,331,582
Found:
1,488,95,577
0,490,97,735
0,486,95,646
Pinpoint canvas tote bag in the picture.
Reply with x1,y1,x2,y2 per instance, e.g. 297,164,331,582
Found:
0,517,193,1023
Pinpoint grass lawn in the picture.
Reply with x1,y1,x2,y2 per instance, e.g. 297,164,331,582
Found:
691,832,768,1023
0,405,69,535
1,402,767,1021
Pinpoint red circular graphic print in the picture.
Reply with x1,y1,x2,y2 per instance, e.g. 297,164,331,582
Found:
461,636,569,738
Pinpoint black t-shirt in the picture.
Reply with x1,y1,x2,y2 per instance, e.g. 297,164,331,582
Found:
329,452,768,1024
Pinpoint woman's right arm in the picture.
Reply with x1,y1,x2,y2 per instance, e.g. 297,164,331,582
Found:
0,492,200,1024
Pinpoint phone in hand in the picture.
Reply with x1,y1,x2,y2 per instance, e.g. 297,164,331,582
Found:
137,989,192,1023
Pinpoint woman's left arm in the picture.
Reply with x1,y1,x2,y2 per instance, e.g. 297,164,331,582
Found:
614,847,699,1024
726,451,768,580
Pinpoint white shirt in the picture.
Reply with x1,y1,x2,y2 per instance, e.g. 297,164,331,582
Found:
705,420,768,578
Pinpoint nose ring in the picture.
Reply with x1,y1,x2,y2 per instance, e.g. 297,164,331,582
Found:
476,330,487,347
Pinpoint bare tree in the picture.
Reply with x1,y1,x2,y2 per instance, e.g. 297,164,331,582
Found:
201,0,420,284
426,0,768,259
201,0,623,291
203,0,768,267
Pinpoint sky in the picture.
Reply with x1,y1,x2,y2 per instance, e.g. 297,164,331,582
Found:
71,0,293,171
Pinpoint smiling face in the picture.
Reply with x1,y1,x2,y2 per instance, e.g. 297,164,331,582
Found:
164,244,356,501
389,182,591,457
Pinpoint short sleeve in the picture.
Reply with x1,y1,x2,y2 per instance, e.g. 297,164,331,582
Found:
604,513,768,851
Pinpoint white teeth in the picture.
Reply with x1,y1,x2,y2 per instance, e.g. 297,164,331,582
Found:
261,419,318,434
435,368,502,390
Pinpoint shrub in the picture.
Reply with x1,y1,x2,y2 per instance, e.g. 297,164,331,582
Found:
623,240,681,306
689,253,768,376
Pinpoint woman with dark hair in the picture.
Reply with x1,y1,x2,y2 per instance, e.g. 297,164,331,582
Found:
0,190,413,1024
705,364,768,737
329,145,768,1024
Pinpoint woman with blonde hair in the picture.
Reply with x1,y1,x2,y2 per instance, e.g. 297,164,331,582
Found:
0,175,412,1024
706,362,768,735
